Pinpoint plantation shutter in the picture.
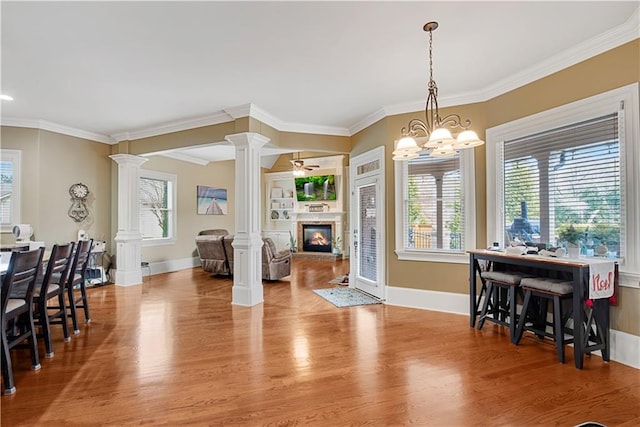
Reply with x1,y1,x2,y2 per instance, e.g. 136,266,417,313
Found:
503,113,621,250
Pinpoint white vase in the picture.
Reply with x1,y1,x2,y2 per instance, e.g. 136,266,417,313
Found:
567,246,580,258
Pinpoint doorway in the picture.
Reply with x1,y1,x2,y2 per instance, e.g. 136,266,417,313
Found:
350,147,385,299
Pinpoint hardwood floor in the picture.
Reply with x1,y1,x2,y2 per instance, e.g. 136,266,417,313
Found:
2,259,639,426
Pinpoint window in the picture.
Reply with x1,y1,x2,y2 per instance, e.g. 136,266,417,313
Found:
487,83,640,287
139,170,176,245
0,149,21,232
395,149,476,263
503,114,620,251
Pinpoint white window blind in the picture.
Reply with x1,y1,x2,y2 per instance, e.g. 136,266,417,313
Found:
503,113,621,255
358,183,377,281
404,153,464,251
0,149,21,232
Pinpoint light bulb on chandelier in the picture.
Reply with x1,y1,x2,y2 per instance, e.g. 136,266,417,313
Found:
392,21,484,161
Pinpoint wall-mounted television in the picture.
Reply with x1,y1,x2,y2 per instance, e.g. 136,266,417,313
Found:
295,175,337,202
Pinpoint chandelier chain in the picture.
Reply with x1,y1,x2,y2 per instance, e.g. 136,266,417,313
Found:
428,26,433,85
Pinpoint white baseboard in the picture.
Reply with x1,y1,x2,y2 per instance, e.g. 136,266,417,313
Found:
385,285,640,370
609,329,640,369
146,256,201,276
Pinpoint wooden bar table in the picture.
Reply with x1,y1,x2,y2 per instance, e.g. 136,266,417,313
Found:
468,249,611,369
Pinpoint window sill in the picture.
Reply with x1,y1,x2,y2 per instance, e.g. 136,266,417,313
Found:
395,249,468,264
141,238,176,247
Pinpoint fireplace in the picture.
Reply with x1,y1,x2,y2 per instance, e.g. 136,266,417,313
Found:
301,223,332,253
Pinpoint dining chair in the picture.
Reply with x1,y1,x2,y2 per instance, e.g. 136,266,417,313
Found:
1,247,45,395
34,242,75,357
66,239,93,334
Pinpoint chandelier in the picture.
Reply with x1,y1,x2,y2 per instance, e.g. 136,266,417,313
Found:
393,21,484,161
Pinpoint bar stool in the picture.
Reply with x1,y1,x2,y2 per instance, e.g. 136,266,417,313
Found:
514,277,574,363
476,271,528,342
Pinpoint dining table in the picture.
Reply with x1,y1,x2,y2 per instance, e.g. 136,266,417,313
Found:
468,249,615,369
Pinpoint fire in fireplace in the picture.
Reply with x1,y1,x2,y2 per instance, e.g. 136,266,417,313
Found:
302,224,332,253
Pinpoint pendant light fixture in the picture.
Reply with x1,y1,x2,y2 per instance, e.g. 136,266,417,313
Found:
393,21,484,161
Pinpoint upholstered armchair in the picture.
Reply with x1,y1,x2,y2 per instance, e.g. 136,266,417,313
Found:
198,229,229,236
261,237,292,281
195,235,230,275
222,235,235,275
220,236,291,281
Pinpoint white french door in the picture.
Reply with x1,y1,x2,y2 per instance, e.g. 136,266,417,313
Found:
350,147,385,300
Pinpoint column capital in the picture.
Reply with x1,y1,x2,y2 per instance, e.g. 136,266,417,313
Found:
109,153,149,167
224,132,270,149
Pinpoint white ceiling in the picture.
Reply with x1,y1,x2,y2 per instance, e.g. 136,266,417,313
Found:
1,1,638,164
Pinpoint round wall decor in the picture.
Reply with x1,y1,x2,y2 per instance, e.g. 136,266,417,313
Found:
68,182,90,222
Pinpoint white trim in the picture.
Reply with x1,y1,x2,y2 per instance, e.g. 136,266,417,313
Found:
145,256,202,276
386,285,469,315
0,149,21,232
0,118,115,144
394,148,477,263
350,146,386,300
3,5,638,146
156,151,211,166
225,103,351,137
111,110,233,142
2,8,637,143
350,7,640,135
385,285,640,369
139,169,178,247
610,329,640,369
486,83,640,288
394,250,469,264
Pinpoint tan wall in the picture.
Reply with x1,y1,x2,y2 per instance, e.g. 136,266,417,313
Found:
0,126,112,250
350,40,640,335
139,156,236,264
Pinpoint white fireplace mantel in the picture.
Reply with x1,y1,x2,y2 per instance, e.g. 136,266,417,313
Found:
290,211,345,222
291,210,346,254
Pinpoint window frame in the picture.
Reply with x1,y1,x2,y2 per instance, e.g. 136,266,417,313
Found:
0,149,22,232
486,83,640,288
139,169,177,247
394,147,477,264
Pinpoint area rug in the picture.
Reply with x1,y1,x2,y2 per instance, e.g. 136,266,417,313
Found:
313,287,381,308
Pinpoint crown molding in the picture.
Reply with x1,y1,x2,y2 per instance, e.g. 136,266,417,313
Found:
4,8,637,143
155,151,211,166
477,6,640,102
225,103,350,136
351,7,639,135
111,110,233,142
348,108,387,136
0,117,115,144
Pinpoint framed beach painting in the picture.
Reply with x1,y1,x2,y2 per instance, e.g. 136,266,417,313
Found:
197,186,228,215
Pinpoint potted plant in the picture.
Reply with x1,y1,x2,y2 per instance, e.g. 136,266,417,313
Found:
288,230,297,253
558,224,582,257
331,236,342,255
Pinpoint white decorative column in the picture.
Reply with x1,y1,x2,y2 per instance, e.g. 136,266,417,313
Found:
225,132,269,306
109,154,148,286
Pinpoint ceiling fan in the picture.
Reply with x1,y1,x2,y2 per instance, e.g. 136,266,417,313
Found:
290,159,320,171
290,155,320,176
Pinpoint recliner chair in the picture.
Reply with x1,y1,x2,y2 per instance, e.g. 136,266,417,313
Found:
261,237,292,281
195,235,230,275
199,235,291,281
